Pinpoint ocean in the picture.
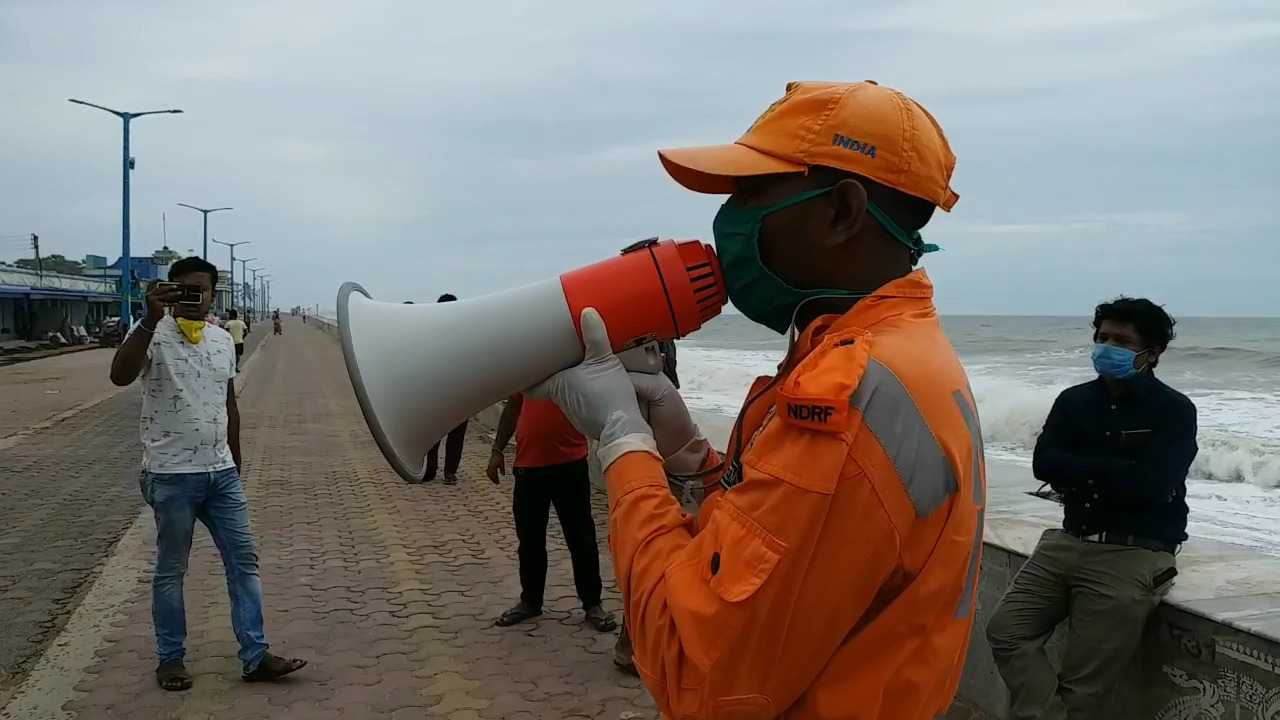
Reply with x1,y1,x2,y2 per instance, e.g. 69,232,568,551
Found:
677,314,1280,554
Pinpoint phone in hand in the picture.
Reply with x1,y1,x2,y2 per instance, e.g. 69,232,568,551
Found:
157,282,203,305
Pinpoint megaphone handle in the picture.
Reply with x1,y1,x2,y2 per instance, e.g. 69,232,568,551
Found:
617,342,664,375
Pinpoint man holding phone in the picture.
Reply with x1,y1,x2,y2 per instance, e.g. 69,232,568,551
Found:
109,256,306,692
986,296,1197,720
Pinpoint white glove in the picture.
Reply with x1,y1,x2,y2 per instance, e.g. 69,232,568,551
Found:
526,308,660,470
627,371,711,477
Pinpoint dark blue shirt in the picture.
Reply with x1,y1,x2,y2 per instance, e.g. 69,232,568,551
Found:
1032,375,1198,544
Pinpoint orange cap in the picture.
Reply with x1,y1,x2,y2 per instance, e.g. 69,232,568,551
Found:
658,80,959,211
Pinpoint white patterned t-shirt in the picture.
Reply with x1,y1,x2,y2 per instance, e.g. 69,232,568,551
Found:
133,316,238,473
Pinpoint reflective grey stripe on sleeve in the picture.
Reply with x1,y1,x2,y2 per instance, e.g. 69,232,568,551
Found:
952,389,986,506
850,359,958,518
952,388,987,619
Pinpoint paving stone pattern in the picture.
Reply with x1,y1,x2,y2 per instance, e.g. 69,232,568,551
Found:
0,349,119,439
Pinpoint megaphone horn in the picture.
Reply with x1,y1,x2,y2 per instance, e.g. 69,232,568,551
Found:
337,238,726,483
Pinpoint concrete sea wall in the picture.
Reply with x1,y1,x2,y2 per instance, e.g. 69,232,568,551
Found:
312,313,1280,719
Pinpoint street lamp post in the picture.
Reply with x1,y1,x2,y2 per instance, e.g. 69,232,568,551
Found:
259,276,272,317
68,98,183,321
212,239,250,312
247,267,261,319
236,258,256,317
176,204,233,260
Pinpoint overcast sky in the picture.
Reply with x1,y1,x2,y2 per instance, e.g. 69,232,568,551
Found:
2,0,1277,317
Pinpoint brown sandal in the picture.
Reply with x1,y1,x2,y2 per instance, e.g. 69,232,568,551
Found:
242,653,308,682
156,659,193,691
585,605,617,632
494,602,542,627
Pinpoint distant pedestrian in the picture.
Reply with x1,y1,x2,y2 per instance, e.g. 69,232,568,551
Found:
421,293,466,484
224,309,248,371
109,256,306,692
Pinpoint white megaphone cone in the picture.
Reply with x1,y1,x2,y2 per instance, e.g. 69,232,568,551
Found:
337,237,726,483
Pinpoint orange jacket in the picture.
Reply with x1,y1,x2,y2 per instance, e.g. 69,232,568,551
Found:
605,269,986,720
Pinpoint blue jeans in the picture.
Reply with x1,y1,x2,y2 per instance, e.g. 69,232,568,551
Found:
139,467,269,673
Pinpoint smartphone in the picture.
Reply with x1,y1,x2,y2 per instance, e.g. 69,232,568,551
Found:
156,282,204,305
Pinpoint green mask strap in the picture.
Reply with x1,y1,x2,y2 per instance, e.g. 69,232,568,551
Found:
760,188,939,268
759,186,838,215
755,186,939,268
866,203,940,267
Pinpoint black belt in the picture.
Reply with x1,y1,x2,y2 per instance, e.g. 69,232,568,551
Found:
1068,530,1178,555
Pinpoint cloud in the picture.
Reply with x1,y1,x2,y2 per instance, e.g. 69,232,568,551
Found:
0,0,1276,317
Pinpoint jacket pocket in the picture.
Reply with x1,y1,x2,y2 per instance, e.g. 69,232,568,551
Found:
662,501,787,676
702,502,785,601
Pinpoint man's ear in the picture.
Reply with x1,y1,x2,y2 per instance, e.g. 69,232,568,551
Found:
1145,348,1162,368
828,178,869,248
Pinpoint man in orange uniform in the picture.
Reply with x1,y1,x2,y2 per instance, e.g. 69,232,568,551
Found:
532,81,987,719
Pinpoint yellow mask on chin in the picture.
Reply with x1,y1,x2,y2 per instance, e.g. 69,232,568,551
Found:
174,317,206,344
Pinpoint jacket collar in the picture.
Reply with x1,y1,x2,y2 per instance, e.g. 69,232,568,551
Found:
792,269,936,351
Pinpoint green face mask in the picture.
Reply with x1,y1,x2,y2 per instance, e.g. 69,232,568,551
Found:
711,186,940,334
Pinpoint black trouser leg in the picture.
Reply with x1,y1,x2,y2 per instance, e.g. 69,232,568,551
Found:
549,458,604,609
512,468,553,609
443,420,467,475
425,442,439,479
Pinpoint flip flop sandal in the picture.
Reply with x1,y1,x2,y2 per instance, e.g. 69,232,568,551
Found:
585,606,618,632
156,659,193,691
242,654,308,682
494,605,542,627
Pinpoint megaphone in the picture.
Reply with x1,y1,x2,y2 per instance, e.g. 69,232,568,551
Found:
337,237,726,483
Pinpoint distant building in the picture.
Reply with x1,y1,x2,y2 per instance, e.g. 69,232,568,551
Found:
0,266,116,342
1,246,235,341
216,270,232,314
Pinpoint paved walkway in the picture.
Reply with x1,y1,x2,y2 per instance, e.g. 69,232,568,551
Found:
0,318,980,719
0,348,119,440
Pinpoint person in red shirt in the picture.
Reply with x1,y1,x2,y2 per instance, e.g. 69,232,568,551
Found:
486,393,618,632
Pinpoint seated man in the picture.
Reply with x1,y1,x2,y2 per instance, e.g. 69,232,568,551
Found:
986,296,1197,720
486,393,616,632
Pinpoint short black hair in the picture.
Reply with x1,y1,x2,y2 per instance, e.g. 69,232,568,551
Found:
1092,297,1177,350
169,256,219,287
227,309,238,319
811,166,937,232
437,293,457,303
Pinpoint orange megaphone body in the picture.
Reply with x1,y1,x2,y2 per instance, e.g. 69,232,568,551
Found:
561,237,726,352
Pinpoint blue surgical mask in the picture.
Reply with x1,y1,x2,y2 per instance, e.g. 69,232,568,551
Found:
711,187,940,334
1091,344,1145,380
